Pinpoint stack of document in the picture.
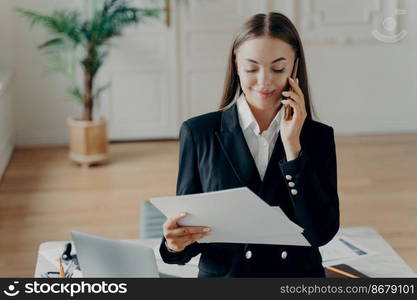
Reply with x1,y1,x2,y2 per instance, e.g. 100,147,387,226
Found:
319,236,375,266
150,187,310,246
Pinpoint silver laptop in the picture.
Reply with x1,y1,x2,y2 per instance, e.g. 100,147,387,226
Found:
71,231,160,278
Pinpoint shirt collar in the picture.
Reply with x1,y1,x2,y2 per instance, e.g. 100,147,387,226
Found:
237,93,283,135
237,93,256,131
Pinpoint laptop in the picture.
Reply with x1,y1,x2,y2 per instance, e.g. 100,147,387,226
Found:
71,231,161,278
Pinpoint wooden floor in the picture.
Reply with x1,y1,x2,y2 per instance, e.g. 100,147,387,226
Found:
0,134,416,277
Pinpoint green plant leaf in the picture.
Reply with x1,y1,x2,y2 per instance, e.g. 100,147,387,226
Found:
94,82,112,101
17,0,161,120
66,86,84,104
17,9,83,45
38,38,64,50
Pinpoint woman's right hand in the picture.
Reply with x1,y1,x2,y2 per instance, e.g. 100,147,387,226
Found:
163,212,211,252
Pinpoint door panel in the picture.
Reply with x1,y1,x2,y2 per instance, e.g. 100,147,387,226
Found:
99,0,270,139
98,0,179,140
179,0,269,120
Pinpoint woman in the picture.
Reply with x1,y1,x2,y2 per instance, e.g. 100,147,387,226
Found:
159,12,339,278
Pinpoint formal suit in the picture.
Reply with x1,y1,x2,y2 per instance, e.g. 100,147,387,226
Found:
159,101,340,278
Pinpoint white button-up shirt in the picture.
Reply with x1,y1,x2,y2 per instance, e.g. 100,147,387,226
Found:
236,94,283,180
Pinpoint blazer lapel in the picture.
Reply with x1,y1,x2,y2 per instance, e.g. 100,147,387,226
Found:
215,104,262,192
262,131,286,182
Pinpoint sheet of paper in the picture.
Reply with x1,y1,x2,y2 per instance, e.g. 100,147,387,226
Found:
39,244,82,278
150,187,310,246
319,236,375,266
271,206,304,232
41,246,66,270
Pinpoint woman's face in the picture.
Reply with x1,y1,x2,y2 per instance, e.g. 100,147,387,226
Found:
235,36,296,109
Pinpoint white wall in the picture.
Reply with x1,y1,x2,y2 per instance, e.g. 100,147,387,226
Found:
7,0,417,147
299,0,417,134
0,0,15,180
11,0,83,146
0,74,14,181
0,0,13,68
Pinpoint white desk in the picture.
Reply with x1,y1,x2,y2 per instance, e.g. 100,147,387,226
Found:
35,227,416,278
35,238,199,278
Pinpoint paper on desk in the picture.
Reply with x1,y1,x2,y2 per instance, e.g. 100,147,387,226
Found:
40,244,82,278
319,235,375,266
150,187,310,246
41,245,67,270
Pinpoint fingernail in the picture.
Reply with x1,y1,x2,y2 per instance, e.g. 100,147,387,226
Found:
282,91,288,95
180,212,186,217
203,227,211,232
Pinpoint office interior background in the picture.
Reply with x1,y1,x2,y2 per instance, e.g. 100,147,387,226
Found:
0,0,416,276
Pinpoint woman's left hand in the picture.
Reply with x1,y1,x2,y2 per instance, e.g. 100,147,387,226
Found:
280,77,307,160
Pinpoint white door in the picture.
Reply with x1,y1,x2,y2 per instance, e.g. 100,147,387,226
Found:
178,0,269,121
100,0,270,140
98,0,179,140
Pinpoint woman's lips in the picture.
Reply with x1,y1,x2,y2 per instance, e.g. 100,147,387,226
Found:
257,90,274,98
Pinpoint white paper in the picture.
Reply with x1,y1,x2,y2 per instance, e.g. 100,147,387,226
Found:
320,236,376,266
41,245,72,271
39,243,81,278
271,206,304,232
150,187,310,246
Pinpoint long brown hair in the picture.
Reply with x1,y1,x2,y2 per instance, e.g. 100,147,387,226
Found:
219,12,316,120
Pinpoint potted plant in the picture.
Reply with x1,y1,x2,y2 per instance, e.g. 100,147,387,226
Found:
18,0,160,167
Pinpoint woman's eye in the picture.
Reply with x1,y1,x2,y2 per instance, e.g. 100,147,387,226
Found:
244,68,285,73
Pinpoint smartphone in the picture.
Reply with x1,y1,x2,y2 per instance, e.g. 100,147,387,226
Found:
283,57,299,121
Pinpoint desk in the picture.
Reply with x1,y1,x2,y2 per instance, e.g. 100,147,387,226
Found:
35,227,416,278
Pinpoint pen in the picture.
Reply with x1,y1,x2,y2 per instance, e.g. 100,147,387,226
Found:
59,258,65,278
325,266,359,278
65,259,75,278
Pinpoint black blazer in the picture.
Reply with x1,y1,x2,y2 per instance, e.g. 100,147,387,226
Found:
159,103,339,278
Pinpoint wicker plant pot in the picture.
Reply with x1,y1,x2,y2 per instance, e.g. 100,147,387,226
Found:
67,117,109,167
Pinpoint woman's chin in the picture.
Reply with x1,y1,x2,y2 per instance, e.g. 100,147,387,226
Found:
256,94,278,103
247,96,279,109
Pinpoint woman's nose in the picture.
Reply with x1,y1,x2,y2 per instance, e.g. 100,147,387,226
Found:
257,70,272,86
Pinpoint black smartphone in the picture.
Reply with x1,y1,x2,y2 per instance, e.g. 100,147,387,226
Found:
283,57,299,121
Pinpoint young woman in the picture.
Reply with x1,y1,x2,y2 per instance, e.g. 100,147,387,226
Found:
159,12,339,278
